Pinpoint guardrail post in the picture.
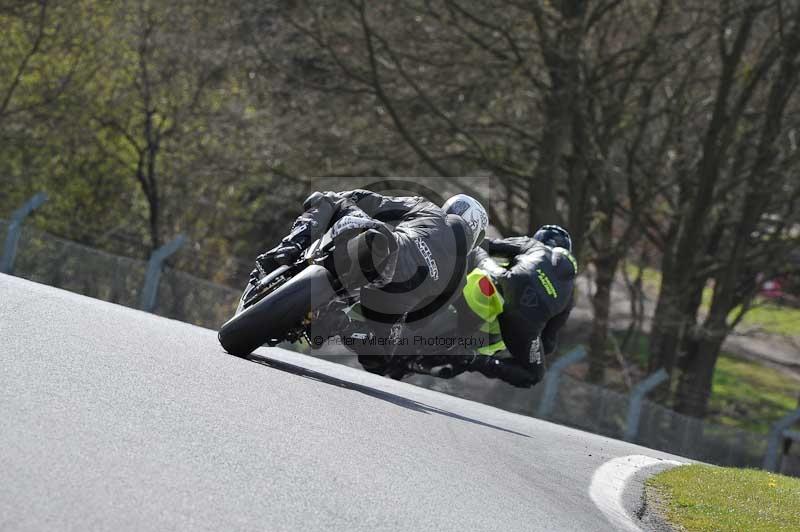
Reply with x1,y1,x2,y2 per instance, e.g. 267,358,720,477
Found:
139,235,187,312
1,192,48,274
536,346,587,418
624,368,668,442
763,408,800,471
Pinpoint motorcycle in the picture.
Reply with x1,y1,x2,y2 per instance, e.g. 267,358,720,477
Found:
217,227,460,379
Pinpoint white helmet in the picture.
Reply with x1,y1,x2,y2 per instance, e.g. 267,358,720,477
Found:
442,194,489,249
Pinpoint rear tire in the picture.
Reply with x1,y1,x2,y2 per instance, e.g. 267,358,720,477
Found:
218,265,337,357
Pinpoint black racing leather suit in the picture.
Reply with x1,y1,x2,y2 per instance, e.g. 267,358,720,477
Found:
453,236,576,387
268,189,472,367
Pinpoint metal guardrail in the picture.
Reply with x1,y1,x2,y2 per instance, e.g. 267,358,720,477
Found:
764,408,800,471
1,192,48,274
139,235,188,312
2,192,240,328
537,346,586,418
624,368,668,441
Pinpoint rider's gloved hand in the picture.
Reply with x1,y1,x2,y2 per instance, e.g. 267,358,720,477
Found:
256,241,304,274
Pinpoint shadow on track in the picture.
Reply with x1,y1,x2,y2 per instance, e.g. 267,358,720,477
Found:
242,352,530,439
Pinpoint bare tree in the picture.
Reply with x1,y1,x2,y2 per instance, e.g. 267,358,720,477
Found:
646,0,800,411
672,0,800,416
89,0,236,252
577,0,689,381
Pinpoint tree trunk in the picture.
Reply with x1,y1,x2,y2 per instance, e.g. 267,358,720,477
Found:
505,178,516,233
527,101,563,233
649,266,712,404
674,319,726,418
148,195,161,251
648,275,686,403
566,97,593,262
527,0,585,234
648,269,683,366
648,8,759,401
588,253,618,383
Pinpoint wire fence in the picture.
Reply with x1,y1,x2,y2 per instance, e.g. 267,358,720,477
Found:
399,366,768,468
154,267,239,328
548,374,767,467
15,225,147,309
0,219,785,471
4,221,239,328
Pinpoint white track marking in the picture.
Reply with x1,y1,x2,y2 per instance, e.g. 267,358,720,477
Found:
589,454,684,532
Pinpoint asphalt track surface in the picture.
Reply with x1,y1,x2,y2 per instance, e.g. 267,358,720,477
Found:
1,274,687,531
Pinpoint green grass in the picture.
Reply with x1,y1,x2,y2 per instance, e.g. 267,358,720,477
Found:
709,355,799,434
611,327,798,433
739,303,800,337
623,264,800,337
648,465,800,532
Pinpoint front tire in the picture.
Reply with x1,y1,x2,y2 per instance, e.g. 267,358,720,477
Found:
218,265,337,357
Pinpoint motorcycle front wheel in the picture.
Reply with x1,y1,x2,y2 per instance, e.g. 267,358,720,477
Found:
218,265,337,357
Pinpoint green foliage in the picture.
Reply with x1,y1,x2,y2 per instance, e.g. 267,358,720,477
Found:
648,465,800,532
0,0,303,273
709,355,799,434
0,0,142,248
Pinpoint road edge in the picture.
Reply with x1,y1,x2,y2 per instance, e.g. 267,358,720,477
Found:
590,455,685,531
622,461,684,531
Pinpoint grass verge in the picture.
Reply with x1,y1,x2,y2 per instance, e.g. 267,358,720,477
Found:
647,465,800,531
709,355,800,434
739,303,800,337
612,327,799,434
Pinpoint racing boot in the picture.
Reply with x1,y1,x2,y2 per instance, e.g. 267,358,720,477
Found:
411,353,475,379
309,306,352,350
466,356,538,388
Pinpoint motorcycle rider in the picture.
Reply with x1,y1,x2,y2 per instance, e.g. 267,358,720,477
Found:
254,189,489,372
420,225,577,388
